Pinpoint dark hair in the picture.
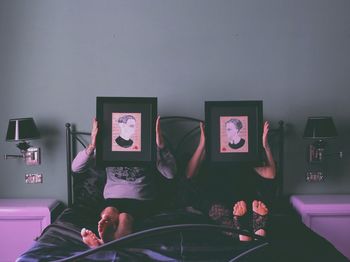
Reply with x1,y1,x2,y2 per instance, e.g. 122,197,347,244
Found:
118,115,136,124
225,118,243,131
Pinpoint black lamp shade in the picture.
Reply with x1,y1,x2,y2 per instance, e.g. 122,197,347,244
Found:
6,118,40,141
303,117,337,139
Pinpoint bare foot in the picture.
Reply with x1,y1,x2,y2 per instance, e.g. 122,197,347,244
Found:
81,228,103,248
252,200,268,237
114,213,134,239
233,201,247,217
233,201,251,242
98,215,117,243
100,206,120,219
98,207,120,243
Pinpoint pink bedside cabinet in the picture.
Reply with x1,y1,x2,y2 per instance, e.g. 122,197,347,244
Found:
0,199,63,262
290,194,350,260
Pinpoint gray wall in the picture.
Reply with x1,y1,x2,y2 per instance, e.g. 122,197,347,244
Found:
1,0,350,204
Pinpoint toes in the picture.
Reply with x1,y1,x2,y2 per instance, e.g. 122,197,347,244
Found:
233,205,238,215
233,202,240,214
257,201,268,212
82,229,103,248
253,200,261,211
82,228,93,236
233,202,240,215
262,205,268,214
256,201,261,209
81,228,87,237
98,218,110,230
99,218,112,228
101,214,110,220
252,200,268,215
240,201,247,211
233,201,247,216
240,202,247,215
98,217,117,242
99,217,109,223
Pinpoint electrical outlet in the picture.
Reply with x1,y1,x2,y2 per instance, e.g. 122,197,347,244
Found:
305,171,324,182
25,173,43,184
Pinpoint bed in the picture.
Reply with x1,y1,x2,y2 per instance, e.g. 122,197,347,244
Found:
17,117,348,262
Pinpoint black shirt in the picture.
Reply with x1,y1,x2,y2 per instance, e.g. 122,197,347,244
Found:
115,136,133,148
228,138,245,149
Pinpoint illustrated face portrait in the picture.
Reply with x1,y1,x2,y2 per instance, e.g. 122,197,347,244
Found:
112,113,141,152
226,121,241,142
220,116,249,153
119,117,136,140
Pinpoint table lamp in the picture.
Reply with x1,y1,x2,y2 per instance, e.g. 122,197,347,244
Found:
303,116,337,162
5,117,41,165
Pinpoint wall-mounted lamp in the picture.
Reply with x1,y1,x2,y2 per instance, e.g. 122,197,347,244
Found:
4,117,41,165
303,116,338,163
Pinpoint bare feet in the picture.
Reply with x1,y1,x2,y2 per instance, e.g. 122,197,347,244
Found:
252,200,268,237
81,228,103,248
98,207,119,243
233,201,247,217
100,206,120,219
114,213,134,239
233,201,251,241
98,215,117,243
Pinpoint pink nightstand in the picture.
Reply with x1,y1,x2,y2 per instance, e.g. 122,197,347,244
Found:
0,199,63,262
290,194,350,260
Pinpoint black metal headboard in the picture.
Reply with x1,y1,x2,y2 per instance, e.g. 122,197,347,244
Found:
65,117,284,207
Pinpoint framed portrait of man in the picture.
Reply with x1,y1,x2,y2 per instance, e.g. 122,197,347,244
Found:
96,97,157,167
205,101,263,166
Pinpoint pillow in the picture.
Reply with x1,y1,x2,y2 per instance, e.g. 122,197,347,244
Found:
72,167,106,211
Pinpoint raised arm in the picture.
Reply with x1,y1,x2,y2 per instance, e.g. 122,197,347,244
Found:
254,121,276,179
186,122,206,179
156,116,177,179
71,118,98,173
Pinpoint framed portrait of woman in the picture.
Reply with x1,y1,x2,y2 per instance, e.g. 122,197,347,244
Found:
96,97,157,167
205,101,263,166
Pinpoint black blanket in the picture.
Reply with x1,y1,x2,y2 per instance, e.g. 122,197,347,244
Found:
17,207,348,262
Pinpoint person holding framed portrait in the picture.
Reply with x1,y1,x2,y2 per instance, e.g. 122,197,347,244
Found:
186,121,276,242
114,114,137,148
72,116,177,248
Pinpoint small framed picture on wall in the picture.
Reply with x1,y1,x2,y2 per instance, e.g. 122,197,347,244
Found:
96,97,157,167
205,100,263,166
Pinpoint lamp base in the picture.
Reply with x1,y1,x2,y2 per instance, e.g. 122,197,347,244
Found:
4,147,41,165
24,147,41,165
16,141,31,151
308,140,326,163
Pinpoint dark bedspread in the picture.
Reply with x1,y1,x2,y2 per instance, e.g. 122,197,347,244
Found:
17,206,348,262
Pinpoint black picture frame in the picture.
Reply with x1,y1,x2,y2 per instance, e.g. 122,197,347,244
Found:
205,100,263,166
96,97,157,167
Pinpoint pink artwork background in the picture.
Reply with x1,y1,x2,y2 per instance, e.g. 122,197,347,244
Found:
220,116,248,153
112,112,141,152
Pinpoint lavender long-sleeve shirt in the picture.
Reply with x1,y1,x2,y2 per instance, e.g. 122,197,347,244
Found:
72,147,177,200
